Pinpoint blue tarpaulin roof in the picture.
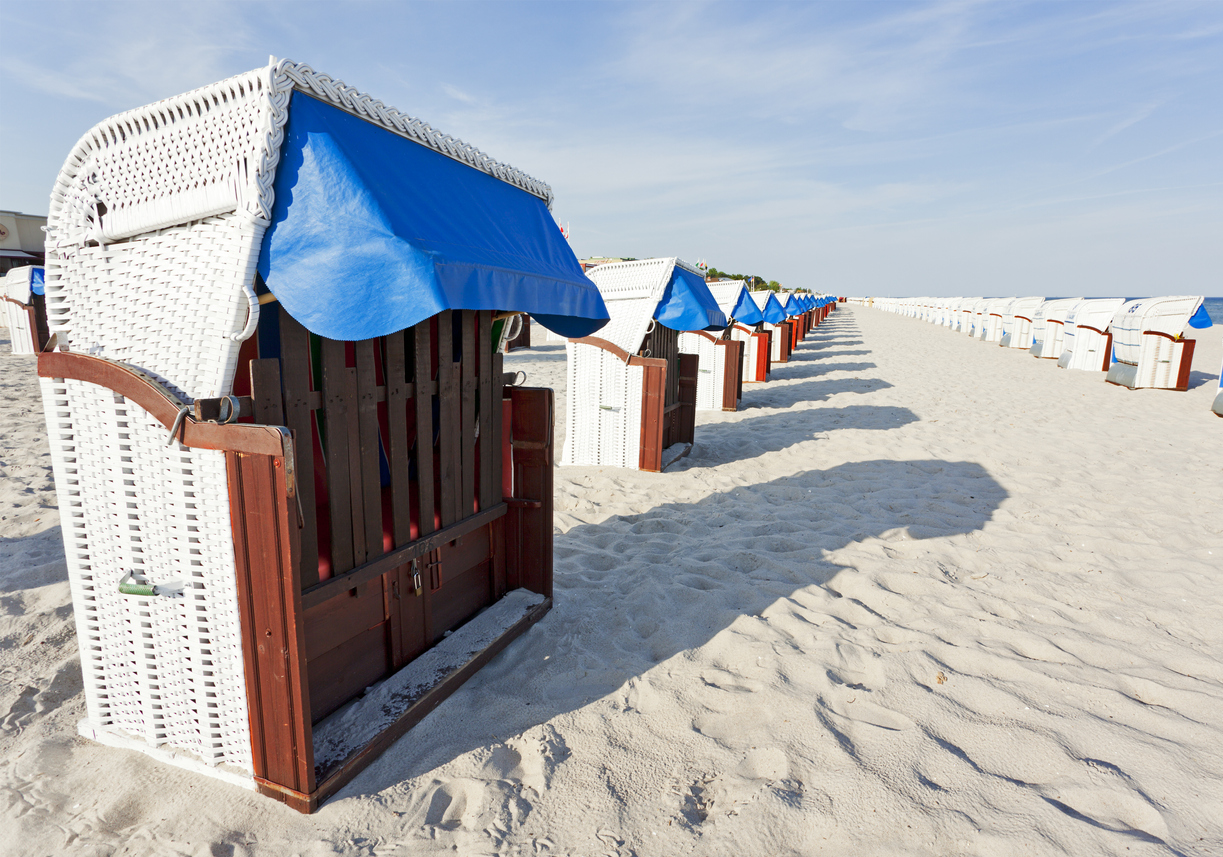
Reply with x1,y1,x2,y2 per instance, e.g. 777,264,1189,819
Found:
783,294,803,316
257,92,609,341
731,288,764,325
762,293,787,324
30,267,44,296
1189,303,1213,329
655,266,727,331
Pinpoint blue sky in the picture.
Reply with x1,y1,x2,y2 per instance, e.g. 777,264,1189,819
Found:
1,1,1220,296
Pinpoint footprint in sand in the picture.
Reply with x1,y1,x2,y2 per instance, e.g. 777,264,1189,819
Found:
825,641,887,691
1037,779,1169,842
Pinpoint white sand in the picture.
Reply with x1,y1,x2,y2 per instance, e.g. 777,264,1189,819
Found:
1,307,1220,856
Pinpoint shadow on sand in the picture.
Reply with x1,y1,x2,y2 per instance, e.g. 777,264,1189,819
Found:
335,457,1006,805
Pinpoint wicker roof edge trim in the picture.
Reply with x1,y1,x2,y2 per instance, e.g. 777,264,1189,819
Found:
46,58,553,248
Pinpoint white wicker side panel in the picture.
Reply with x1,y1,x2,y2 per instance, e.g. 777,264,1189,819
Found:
41,377,252,773
1135,334,1185,389
4,303,36,354
766,323,784,361
679,333,722,411
1009,318,1034,349
730,327,758,380
1064,327,1110,371
982,316,1005,343
563,343,641,468
46,214,262,400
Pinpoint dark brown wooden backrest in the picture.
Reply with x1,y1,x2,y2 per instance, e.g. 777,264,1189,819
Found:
641,324,680,409
262,307,501,591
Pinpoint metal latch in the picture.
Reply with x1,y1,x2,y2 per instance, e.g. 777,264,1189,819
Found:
411,558,422,596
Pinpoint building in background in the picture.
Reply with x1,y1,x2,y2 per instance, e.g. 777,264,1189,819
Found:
0,210,46,274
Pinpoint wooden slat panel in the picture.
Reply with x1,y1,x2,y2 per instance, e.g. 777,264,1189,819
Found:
492,352,504,493
306,625,388,724
354,339,383,561
638,360,665,472
436,310,460,527
300,503,507,610
279,311,319,589
677,353,699,446
303,582,387,662
250,358,285,426
384,332,412,546
460,312,477,519
477,311,496,511
413,321,436,537
227,450,314,796
507,387,554,598
344,366,366,567
321,339,354,576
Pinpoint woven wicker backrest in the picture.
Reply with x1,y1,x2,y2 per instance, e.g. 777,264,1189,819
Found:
1111,296,1202,364
585,258,675,355
704,281,747,319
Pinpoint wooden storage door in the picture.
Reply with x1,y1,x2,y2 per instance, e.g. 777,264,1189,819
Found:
254,307,504,724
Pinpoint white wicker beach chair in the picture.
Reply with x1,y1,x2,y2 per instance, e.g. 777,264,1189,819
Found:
979,298,1014,342
999,296,1045,349
562,257,723,470
677,280,756,407
963,298,988,336
1028,298,1081,358
751,291,793,363
1056,298,1125,371
1104,296,1210,390
3,265,47,354
37,57,608,812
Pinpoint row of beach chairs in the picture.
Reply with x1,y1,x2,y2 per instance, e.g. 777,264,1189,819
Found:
4,58,836,812
561,260,832,470
857,296,1219,415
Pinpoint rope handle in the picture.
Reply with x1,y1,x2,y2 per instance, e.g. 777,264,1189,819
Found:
231,280,260,342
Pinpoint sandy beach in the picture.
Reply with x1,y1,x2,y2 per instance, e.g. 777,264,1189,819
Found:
2,305,1221,856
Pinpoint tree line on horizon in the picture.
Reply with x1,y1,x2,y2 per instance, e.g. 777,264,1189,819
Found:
706,268,783,292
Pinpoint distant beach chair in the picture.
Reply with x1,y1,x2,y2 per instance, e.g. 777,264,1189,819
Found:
564,257,725,469
752,291,793,364
978,298,1014,342
1104,296,1213,390
2,265,49,354
1028,298,1081,358
707,279,770,384
36,58,609,812
999,296,1045,349
1056,299,1125,370
953,298,980,333
964,298,989,336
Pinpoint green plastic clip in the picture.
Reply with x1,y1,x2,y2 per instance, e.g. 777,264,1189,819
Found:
118,572,157,597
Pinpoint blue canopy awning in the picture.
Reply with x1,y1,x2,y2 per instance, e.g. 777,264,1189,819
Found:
654,266,727,331
730,288,764,325
31,267,44,296
257,92,609,341
762,293,787,324
1189,303,1214,329
783,294,803,316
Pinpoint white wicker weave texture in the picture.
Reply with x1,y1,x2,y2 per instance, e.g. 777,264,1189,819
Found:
584,259,674,349
4,303,35,355
562,342,642,469
677,332,723,411
41,377,252,770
